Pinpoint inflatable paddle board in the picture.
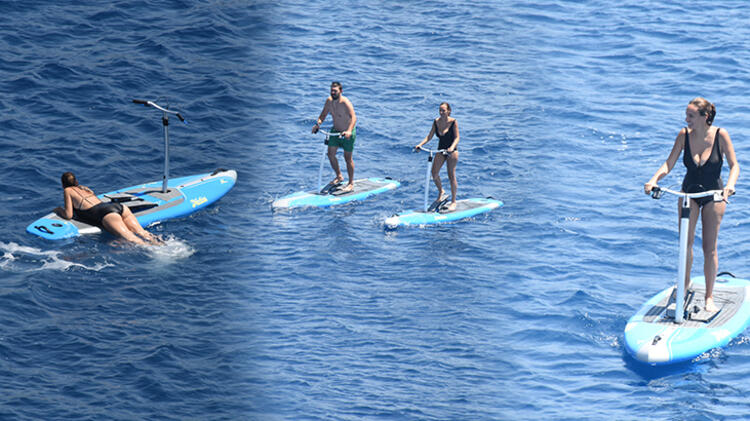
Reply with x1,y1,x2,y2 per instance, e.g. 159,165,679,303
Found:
272,177,400,210
387,147,503,228
624,274,750,365
385,197,502,228
27,169,237,240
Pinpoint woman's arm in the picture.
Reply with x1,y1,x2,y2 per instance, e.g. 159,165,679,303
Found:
720,128,740,194
448,119,460,152
55,188,75,219
645,129,685,193
415,120,437,149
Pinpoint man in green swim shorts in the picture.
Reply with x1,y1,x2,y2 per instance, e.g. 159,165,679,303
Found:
312,81,358,192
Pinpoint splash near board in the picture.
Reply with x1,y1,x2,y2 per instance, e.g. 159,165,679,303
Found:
624,186,750,365
28,169,237,240
272,177,400,209
385,147,502,228
26,100,237,240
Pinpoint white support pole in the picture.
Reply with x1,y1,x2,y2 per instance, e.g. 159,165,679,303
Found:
318,143,327,192
162,111,170,193
423,152,432,211
675,204,691,323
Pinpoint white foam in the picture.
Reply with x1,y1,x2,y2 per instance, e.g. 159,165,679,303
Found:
1,242,59,258
145,236,195,262
0,241,110,272
0,251,15,269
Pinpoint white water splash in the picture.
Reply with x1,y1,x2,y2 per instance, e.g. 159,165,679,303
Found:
0,241,111,272
145,236,195,262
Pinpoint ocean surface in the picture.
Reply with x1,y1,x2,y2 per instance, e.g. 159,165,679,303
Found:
2,0,750,419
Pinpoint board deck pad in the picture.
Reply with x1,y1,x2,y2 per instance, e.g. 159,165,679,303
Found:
437,199,484,213
644,285,742,327
27,169,237,240
624,275,750,365
272,177,400,209
385,197,503,228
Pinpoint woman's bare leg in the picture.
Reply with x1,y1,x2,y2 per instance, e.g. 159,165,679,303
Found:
102,213,146,245
679,197,701,291
120,207,160,244
701,200,726,312
122,207,151,237
445,151,459,210
432,154,446,202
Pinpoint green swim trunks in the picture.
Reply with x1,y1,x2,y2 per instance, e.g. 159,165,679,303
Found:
328,127,356,152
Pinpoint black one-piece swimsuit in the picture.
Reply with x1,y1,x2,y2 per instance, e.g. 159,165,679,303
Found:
434,119,457,151
72,187,124,226
682,128,723,207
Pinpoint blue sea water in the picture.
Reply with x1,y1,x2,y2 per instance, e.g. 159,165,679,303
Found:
2,0,750,419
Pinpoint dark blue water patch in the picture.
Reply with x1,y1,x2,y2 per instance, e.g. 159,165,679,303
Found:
86,6,131,23
508,11,565,27
3,75,46,94
36,61,82,82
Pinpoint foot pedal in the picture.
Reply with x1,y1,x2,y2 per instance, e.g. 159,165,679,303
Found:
428,198,449,212
320,181,342,194
664,287,693,321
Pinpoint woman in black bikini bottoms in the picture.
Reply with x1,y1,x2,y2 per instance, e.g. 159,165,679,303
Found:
644,98,740,312
414,102,460,211
54,172,160,245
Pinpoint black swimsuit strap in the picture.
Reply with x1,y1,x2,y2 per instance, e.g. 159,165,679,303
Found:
713,127,722,156
73,186,96,210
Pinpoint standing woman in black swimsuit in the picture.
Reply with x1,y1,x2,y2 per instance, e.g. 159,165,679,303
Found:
644,98,740,312
53,172,160,245
415,102,460,211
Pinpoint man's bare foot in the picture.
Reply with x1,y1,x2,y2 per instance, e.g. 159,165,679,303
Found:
705,297,718,312
446,201,457,211
330,176,344,185
340,183,354,192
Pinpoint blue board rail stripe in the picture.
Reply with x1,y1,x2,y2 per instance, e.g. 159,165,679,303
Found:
272,177,400,209
385,198,502,228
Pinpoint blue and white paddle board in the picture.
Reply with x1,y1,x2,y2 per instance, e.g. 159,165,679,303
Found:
27,169,237,240
385,197,502,228
624,274,750,365
272,177,400,210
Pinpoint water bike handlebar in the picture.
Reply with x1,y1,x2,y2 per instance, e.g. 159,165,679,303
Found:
414,146,448,155
317,129,337,137
650,186,727,200
132,99,186,122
